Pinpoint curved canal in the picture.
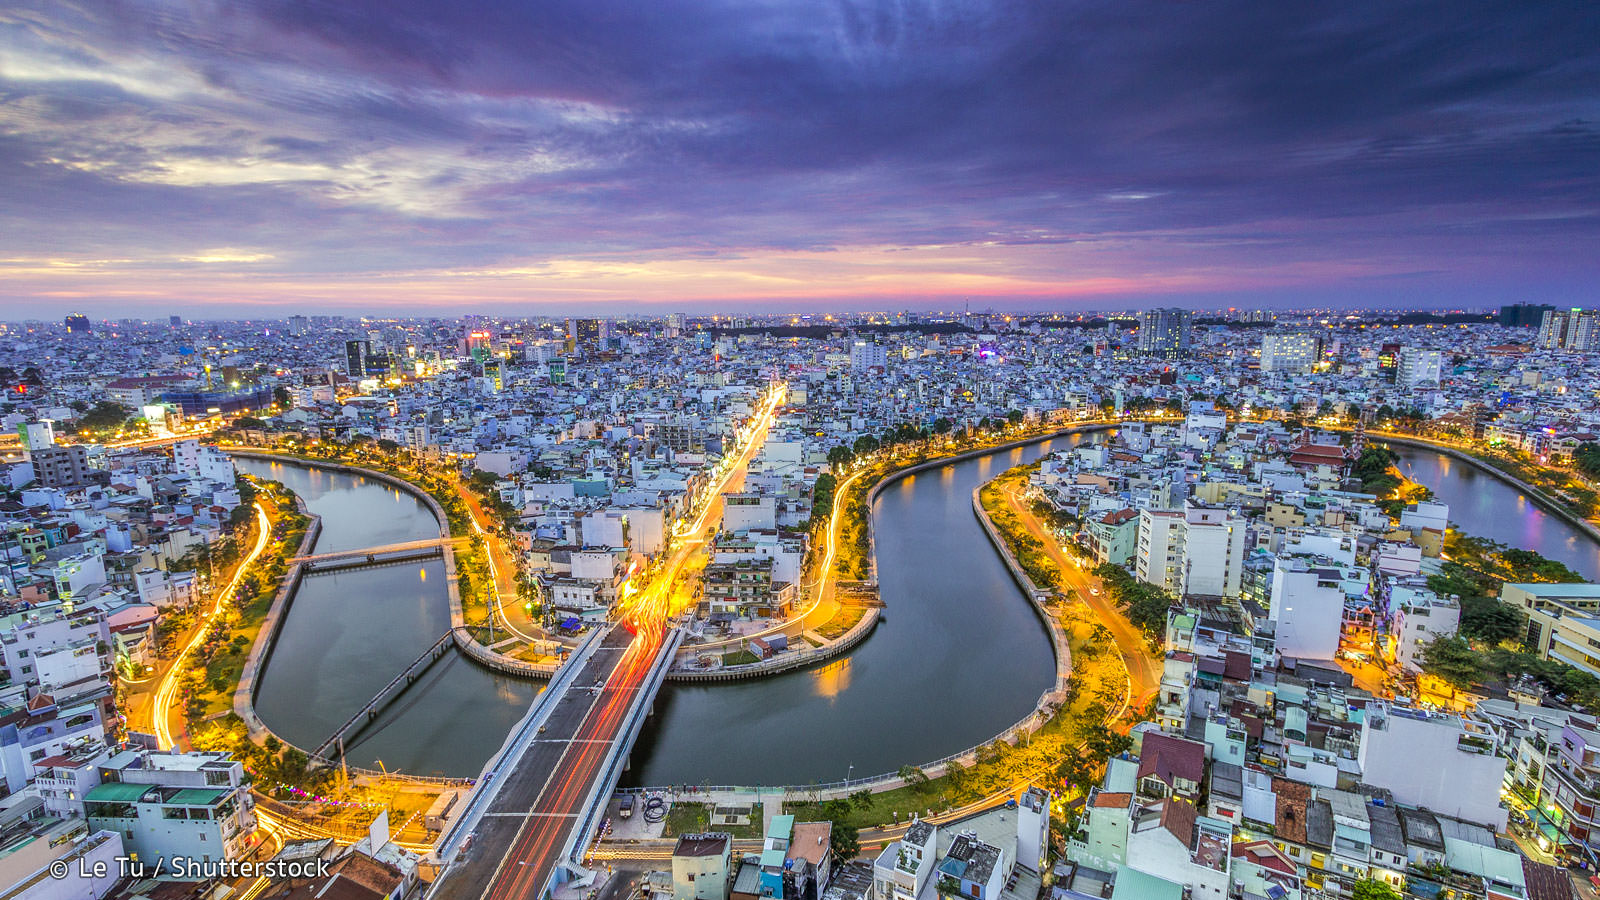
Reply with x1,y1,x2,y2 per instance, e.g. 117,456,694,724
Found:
623,437,1081,787
1389,446,1600,582
236,440,1600,783
235,458,540,777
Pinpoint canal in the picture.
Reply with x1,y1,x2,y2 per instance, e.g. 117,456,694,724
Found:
623,436,1080,787
236,440,1600,784
1389,445,1600,582
235,458,540,777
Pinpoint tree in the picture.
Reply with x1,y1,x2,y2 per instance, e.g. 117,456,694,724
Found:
932,417,954,435
1577,442,1600,479
827,445,854,468
1006,409,1024,425
1456,594,1525,646
820,800,861,860
273,386,292,409
1351,879,1401,900
1419,636,1483,691
76,400,131,433
897,765,929,788
811,473,839,527
852,435,880,456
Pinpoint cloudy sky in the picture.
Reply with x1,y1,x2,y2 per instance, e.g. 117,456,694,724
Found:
1,1,1597,317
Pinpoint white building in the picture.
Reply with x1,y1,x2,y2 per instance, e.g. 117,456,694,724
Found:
52,552,106,601
1260,332,1321,373
1395,348,1443,388
1399,500,1449,535
1268,557,1345,661
0,807,125,900
1389,582,1460,672
1136,503,1247,598
873,820,938,900
83,749,257,865
133,567,198,609
1537,307,1600,351
849,340,888,371
1357,704,1506,831
671,833,732,900
722,493,777,533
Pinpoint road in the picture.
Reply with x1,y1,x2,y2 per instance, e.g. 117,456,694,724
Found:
434,388,783,900
433,628,658,900
998,482,1160,710
450,469,541,641
150,501,272,750
615,385,785,629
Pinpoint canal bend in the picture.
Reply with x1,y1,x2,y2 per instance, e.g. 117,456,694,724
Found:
238,439,1600,783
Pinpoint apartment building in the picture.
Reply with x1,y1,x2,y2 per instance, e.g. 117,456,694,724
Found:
1136,502,1247,598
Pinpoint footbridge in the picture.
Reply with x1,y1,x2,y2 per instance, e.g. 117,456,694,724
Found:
310,629,457,764
428,625,685,900
291,537,454,573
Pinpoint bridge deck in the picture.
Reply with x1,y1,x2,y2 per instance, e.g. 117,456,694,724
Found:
290,537,451,564
432,627,649,900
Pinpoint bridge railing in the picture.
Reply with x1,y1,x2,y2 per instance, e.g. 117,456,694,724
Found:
431,626,608,866
311,629,456,761
564,628,685,872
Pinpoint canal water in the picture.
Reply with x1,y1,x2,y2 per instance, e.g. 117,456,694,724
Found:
235,458,539,777
1389,446,1600,582
622,437,1079,787
237,441,1600,783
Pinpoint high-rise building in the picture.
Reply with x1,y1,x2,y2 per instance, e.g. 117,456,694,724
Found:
1377,342,1402,380
1137,308,1192,358
1135,502,1246,598
168,315,183,328
1259,332,1321,373
568,317,604,351
1499,303,1554,328
849,339,888,371
1396,348,1443,387
1536,308,1600,351
64,313,90,334
344,339,371,377
287,315,308,335
29,445,92,488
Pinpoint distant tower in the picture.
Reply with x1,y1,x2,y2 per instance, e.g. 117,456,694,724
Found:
1349,410,1368,467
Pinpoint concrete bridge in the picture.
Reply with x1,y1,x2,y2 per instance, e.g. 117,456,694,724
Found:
290,537,455,573
428,625,685,900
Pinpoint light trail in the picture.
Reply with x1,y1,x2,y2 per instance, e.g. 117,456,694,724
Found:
152,501,272,750
612,386,784,634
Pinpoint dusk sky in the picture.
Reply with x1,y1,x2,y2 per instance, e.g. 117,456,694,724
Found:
2,1,1597,318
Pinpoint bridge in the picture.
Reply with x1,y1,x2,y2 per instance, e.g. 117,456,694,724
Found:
428,625,685,900
426,387,780,900
290,537,454,572
311,630,457,764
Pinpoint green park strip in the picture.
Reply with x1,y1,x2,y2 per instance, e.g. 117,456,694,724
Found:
174,479,307,723
977,465,1067,594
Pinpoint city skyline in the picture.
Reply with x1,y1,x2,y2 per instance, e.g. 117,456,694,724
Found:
3,2,1599,317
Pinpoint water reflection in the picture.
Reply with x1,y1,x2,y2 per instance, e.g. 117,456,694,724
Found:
811,657,853,700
